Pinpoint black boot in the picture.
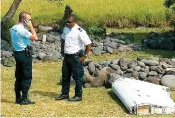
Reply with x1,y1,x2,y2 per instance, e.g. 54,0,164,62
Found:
15,92,21,104
68,96,82,102
55,94,69,100
20,93,35,105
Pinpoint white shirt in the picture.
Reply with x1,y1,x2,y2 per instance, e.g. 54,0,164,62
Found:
61,24,91,54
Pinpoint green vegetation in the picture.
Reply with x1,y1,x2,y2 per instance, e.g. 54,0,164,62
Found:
2,0,175,27
1,52,175,117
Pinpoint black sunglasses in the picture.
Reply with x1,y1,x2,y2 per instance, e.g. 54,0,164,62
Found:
66,21,73,23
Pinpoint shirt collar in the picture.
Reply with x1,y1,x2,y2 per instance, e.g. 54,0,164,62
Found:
18,23,25,28
71,24,78,30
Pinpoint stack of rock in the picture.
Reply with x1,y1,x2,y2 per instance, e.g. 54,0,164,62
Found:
1,25,136,66
82,57,175,89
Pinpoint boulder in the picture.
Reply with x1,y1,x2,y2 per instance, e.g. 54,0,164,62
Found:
161,75,175,88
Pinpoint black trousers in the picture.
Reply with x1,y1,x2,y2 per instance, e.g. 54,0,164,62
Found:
14,51,32,96
61,54,84,97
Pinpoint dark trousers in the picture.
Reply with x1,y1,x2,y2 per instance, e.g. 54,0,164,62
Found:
61,54,84,97
14,51,32,97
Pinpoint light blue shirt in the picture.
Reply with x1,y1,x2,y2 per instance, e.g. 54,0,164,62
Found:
10,23,32,51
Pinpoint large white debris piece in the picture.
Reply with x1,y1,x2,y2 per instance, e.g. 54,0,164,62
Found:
112,77,175,115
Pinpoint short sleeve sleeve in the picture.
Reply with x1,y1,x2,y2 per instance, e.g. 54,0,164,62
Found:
18,28,32,39
61,27,70,40
79,30,91,45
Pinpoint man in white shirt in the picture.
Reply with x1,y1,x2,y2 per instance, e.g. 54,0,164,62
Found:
56,14,91,101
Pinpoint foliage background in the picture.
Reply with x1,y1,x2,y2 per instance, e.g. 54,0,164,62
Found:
1,0,175,28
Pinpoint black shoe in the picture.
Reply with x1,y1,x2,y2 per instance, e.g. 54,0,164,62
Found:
15,92,21,104
68,96,82,102
55,94,69,100
20,99,35,105
15,99,21,104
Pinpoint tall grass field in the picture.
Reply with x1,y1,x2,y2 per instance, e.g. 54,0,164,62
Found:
1,0,175,27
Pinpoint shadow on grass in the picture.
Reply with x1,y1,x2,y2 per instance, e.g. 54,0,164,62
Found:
31,91,57,98
107,90,129,114
1,99,14,104
140,49,175,58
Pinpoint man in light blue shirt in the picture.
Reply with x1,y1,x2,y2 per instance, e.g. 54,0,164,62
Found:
10,11,38,105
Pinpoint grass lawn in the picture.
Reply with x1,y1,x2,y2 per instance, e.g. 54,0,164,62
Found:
1,51,175,117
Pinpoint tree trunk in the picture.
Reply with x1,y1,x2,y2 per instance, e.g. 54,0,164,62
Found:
1,0,22,26
1,0,22,41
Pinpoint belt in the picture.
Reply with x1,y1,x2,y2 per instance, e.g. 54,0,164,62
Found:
14,50,25,54
65,52,79,56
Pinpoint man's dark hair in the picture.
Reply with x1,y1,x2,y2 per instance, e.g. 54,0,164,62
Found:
68,14,77,22
19,11,31,22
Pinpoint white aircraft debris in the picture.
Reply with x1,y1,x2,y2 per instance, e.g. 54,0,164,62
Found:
112,76,175,115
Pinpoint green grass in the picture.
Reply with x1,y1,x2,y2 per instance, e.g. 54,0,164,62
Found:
1,52,175,117
1,0,174,27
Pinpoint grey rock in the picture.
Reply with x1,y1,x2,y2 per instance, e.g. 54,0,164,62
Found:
161,62,169,69
140,68,145,72
112,39,126,45
146,77,161,85
139,72,147,80
110,73,122,82
127,68,134,73
92,46,102,55
148,71,158,76
149,57,159,61
109,64,120,70
94,63,102,69
128,60,137,68
161,75,175,88
38,52,46,60
1,51,13,57
134,66,141,71
1,57,15,67
38,25,53,32
84,83,92,88
156,65,165,74
47,34,57,43
120,65,128,71
137,61,146,67
118,45,131,52
110,59,119,65
115,70,123,75
42,55,59,61
106,46,114,53
123,73,132,78
159,58,170,63
171,58,175,63
118,58,127,66
1,40,13,51
132,71,139,78
167,61,175,67
142,60,159,66
149,66,158,71
88,62,96,74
